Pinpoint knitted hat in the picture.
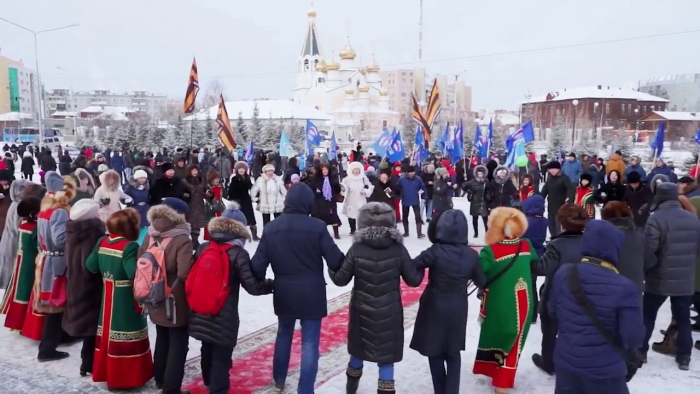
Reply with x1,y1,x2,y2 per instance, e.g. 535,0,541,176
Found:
133,169,148,179
17,197,41,219
547,161,561,170
262,164,275,173
161,197,188,215
627,171,641,184
291,174,300,182
70,199,100,221
435,167,449,177
221,200,247,225
97,164,109,173
161,162,174,173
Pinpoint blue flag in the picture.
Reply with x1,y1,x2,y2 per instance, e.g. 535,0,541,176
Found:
651,122,665,157
372,129,393,157
297,153,306,170
694,128,700,144
413,126,429,163
328,131,338,161
305,120,321,154
451,120,464,165
438,123,451,157
279,131,292,157
487,119,494,154
386,130,405,163
245,140,254,166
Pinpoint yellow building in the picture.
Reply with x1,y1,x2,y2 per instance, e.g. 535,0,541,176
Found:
0,54,37,116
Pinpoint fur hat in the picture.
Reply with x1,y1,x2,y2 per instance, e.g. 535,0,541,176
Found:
97,164,109,173
547,161,561,170
357,202,396,229
106,208,141,241
424,164,435,174
581,220,624,266
601,201,633,221
679,176,694,185
262,164,275,173
221,200,247,225
580,173,593,184
161,162,174,173
435,167,449,177
291,174,300,182
133,169,148,179
70,199,101,221
17,197,41,219
485,207,528,245
161,197,188,215
234,161,248,171
650,174,670,194
626,170,641,184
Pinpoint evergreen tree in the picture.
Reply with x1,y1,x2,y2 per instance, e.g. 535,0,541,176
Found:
177,120,191,149
192,119,208,149
80,127,96,148
135,121,149,150
610,132,632,159
463,125,476,154
287,117,305,153
682,144,700,173
255,118,281,150
401,111,417,151
163,126,179,150
547,114,568,159
112,122,130,149
99,126,114,149
235,111,247,143
204,114,215,147
250,103,263,142
125,121,139,149
149,126,166,150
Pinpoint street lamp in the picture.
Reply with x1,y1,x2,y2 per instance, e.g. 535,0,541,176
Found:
571,99,579,147
56,67,77,137
593,102,599,140
0,17,79,146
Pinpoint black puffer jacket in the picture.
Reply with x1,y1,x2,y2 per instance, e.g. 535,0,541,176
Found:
623,183,652,228
644,183,700,296
189,217,272,347
531,231,584,316
606,217,655,296
329,202,423,364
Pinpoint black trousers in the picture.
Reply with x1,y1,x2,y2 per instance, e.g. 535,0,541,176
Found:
22,172,33,180
38,312,66,357
428,353,461,394
81,335,96,373
547,212,560,238
348,218,357,233
531,276,539,323
471,215,488,235
200,342,235,394
539,312,558,372
191,227,201,250
262,213,281,227
153,325,189,394
402,205,422,227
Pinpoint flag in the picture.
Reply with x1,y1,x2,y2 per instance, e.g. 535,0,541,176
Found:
425,79,442,131
451,119,463,165
245,140,254,166
694,128,700,144
216,95,236,151
438,123,451,156
386,130,405,163
328,131,338,161
518,121,535,143
305,120,321,154
372,129,393,157
413,126,429,163
279,131,293,157
183,57,199,114
651,122,666,157
505,123,530,168
298,153,306,170
412,94,431,148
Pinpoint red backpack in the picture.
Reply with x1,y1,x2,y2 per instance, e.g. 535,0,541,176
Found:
185,241,234,316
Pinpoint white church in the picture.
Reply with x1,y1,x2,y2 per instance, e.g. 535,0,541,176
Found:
292,8,400,144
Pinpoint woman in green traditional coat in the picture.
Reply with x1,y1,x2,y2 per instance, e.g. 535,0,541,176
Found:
473,207,536,394
1,194,45,339
85,208,153,390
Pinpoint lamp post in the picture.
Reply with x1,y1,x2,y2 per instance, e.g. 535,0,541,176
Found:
56,67,77,137
452,70,467,127
571,99,579,147
0,17,79,146
634,107,640,143
592,102,599,140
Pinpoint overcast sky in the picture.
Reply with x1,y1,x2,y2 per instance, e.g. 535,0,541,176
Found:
2,0,699,110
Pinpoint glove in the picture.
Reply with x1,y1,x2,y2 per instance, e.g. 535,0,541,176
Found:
205,190,213,197
264,278,274,293
121,197,134,206
99,198,111,207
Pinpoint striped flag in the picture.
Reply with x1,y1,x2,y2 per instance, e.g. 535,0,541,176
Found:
424,79,442,131
216,95,236,151
412,94,431,149
183,57,199,114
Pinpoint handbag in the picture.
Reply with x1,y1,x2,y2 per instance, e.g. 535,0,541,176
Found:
49,268,68,308
566,263,643,382
470,240,523,297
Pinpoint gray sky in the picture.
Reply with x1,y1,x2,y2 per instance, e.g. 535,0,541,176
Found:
2,0,699,110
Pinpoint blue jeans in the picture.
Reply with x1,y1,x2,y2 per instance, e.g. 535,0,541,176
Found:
348,355,394,381
642,292,693,357
424,199,433,220
272,317,322,394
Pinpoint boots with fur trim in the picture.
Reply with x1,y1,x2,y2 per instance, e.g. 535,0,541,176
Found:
346,366,362,394
377,379,395,394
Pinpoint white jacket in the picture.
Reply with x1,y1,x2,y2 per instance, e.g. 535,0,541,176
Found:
252,173,287,214
341,163,374,219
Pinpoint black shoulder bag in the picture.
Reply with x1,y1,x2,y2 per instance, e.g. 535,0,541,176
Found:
567,263,643,382
470,240,523,297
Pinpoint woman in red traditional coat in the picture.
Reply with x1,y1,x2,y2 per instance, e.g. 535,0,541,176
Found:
518,174,535,202
203,170,225,241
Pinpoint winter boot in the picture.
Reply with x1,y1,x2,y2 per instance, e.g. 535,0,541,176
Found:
250,226,260,241
416,223,425,239
346,366,362,394
333,225,341,240
652,321,677,357
531,353,554,376
677,355,690,371
402,223,409,237
377,379,395,394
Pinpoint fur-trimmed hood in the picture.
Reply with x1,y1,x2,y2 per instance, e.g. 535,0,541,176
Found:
485,207,528,245
493,165,511,185
98,170,120,192
129,165,153,189
353,202,402,248
346,161,365,180
472,165,488,181
133,164,153,175
353,226,404,249
40,174,76,212
147,204,187,232
8,178,30,203
73,167,96,192
207,216,251,242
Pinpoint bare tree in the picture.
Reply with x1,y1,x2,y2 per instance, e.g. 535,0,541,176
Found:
200,79,226,110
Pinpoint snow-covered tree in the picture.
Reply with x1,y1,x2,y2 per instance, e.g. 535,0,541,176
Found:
400,111,417,152
463,125,476,154
250,103,263,141
255,118,282,150
112,122,130,149
204,114,215,147
163,125,179,150
682,144,700,174
235,111,247,143
82,127,96,148
191,119,208,149
135,121,150,150
609,132,632,159
547,114,568,159
286,116,305,153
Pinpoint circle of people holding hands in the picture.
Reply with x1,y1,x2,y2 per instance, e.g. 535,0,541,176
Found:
0,144,698,394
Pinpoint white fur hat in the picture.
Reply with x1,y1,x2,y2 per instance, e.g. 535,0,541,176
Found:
133,169,148,179
70,199,100,221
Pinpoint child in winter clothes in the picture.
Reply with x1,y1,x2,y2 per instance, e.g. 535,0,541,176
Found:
329,202,423,394
94,170,132,223
575,173,596,218
521,195,548,323
548,220,643,393
432,167,454,216
519,174,535,201
123,169,151,244
189,202,273,394
410,209,486,394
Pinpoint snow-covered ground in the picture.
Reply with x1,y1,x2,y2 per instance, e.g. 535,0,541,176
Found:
0,161,697,393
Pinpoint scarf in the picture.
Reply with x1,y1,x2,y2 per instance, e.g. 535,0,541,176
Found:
322,176,333,201
148,222,192,239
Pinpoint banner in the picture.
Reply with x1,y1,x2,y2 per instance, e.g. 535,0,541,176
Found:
8,68,19,112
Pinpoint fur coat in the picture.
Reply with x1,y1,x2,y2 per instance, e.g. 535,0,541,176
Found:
94,170,130,223
340,162,374,220
0,179,30,289
251,173,286,214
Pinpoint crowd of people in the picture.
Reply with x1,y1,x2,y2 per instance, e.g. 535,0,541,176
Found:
0,142,699,394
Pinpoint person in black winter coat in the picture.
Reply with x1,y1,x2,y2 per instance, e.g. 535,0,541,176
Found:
541,161,575,237
149,162,191,205
594,169,625,205
410,209,486,394
329,202,423,394
489,165,517,208
283,157,301,186
622,171,653,229
369,172,400,207
189,206,272,394
21,151,35,179
227,161,258,240
530,203,587,375
58,152,71,176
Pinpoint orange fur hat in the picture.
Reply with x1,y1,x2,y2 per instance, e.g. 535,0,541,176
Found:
485,207,528,245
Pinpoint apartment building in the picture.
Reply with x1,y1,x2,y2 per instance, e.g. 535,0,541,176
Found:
0,54,38,116
44,89,168,119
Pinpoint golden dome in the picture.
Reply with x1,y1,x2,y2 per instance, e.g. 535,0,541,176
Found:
339,37,356,60
326,60,340,71
358,67,367,75
358,85,370,93
317,58,327,72
379,90,388,96
345,89,355,95
307,9,317,17
367,55,380,73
